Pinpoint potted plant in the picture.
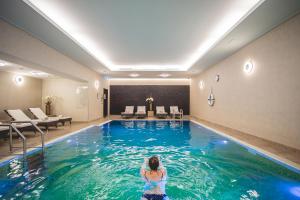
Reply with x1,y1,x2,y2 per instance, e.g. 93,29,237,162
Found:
44,95,55,115
145,96,154,111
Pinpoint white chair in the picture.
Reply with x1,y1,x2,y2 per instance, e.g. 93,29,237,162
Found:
170,106,182,119
29,107,72,126
121,106,134,118
135,106,147,118
156,106,168,118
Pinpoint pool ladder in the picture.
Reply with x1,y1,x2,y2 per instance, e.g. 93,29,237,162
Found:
0,121,45,157
171,109,184,119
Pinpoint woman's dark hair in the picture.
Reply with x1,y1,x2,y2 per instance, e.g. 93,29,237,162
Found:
149,156,159,171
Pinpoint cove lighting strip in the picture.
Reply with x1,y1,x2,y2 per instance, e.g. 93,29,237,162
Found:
23,0,263,71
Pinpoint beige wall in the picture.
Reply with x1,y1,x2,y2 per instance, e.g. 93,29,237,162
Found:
0,20,105,121
191,14,300,149
42,78,89,122
0,71,42,120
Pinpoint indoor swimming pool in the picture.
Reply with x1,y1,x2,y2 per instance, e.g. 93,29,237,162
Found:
0,120,299,199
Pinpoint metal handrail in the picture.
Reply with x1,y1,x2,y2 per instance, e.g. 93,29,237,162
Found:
0,121,45,157
11,121,45,150
0,123,27,156
179,109,184,120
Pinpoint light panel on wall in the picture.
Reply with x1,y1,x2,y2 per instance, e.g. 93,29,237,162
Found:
94,80,100,90
14,75,24,86
244,60,254,74
199,80,205,90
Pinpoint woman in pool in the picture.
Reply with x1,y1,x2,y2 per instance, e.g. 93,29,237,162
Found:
140,156,169,200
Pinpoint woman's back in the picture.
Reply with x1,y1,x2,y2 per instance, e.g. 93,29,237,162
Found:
141,156,169,200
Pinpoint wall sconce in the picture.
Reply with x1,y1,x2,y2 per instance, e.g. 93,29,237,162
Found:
199,80,205,90
215,74,220,82
14,75,24,86
94,80,100,90
244,60,254,74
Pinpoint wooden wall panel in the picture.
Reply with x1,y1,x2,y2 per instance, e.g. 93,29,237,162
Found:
110,85,190,115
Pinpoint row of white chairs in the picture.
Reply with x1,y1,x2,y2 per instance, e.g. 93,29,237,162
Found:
121,106,183,119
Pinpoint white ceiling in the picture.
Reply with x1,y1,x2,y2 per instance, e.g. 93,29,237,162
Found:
0,0,300,78
24,0,262,71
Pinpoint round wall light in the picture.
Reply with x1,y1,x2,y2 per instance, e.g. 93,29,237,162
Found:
94,80,100,90
14,75,24,86
199,80,205,90
215,74,220,82
244,60,254,74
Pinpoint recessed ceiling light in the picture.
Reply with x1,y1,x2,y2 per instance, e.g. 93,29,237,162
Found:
0,61,7,67
30,71,49,77
129,73,140,77
159,73,171,78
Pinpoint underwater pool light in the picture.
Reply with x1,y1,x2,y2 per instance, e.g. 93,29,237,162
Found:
223,140,228,144
290,186,300,197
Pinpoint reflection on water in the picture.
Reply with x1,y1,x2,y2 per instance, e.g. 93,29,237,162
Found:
0,121,299,200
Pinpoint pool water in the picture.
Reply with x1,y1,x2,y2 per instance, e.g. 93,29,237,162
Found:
0,120,299,200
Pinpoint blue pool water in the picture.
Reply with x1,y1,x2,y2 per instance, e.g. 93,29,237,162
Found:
0,120,299,199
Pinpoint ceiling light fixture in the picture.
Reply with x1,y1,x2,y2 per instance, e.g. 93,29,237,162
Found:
159,73,171,78
129,73,140,77
30,71,49,77
24,0,262,71
0,61,7,67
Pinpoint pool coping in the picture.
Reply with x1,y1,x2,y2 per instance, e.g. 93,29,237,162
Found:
0,119,299,174
190,119,300,174
0,120,112,167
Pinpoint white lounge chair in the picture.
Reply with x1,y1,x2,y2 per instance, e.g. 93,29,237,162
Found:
0,122,33,135
0,122,9,135
121,106,134,118
156,106,168,119
135,106,147,118
28,107,72,126
5,109,59,131
170,106,182,119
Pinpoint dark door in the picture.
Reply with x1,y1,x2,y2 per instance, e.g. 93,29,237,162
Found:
103,88,108,117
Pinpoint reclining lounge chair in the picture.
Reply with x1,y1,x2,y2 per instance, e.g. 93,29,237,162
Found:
0,122,33,136
28,107,72,126
135,106,147,118
5,109,59,132
156,106,168,119
121,106,134,118
170,106,182,119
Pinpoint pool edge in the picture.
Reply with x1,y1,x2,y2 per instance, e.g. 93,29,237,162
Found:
0,120,112,167
190,119,300,174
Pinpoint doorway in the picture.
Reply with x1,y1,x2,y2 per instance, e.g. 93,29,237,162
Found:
103,88,108,117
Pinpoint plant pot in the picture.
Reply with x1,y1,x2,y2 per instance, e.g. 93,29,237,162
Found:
45,104,51,115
